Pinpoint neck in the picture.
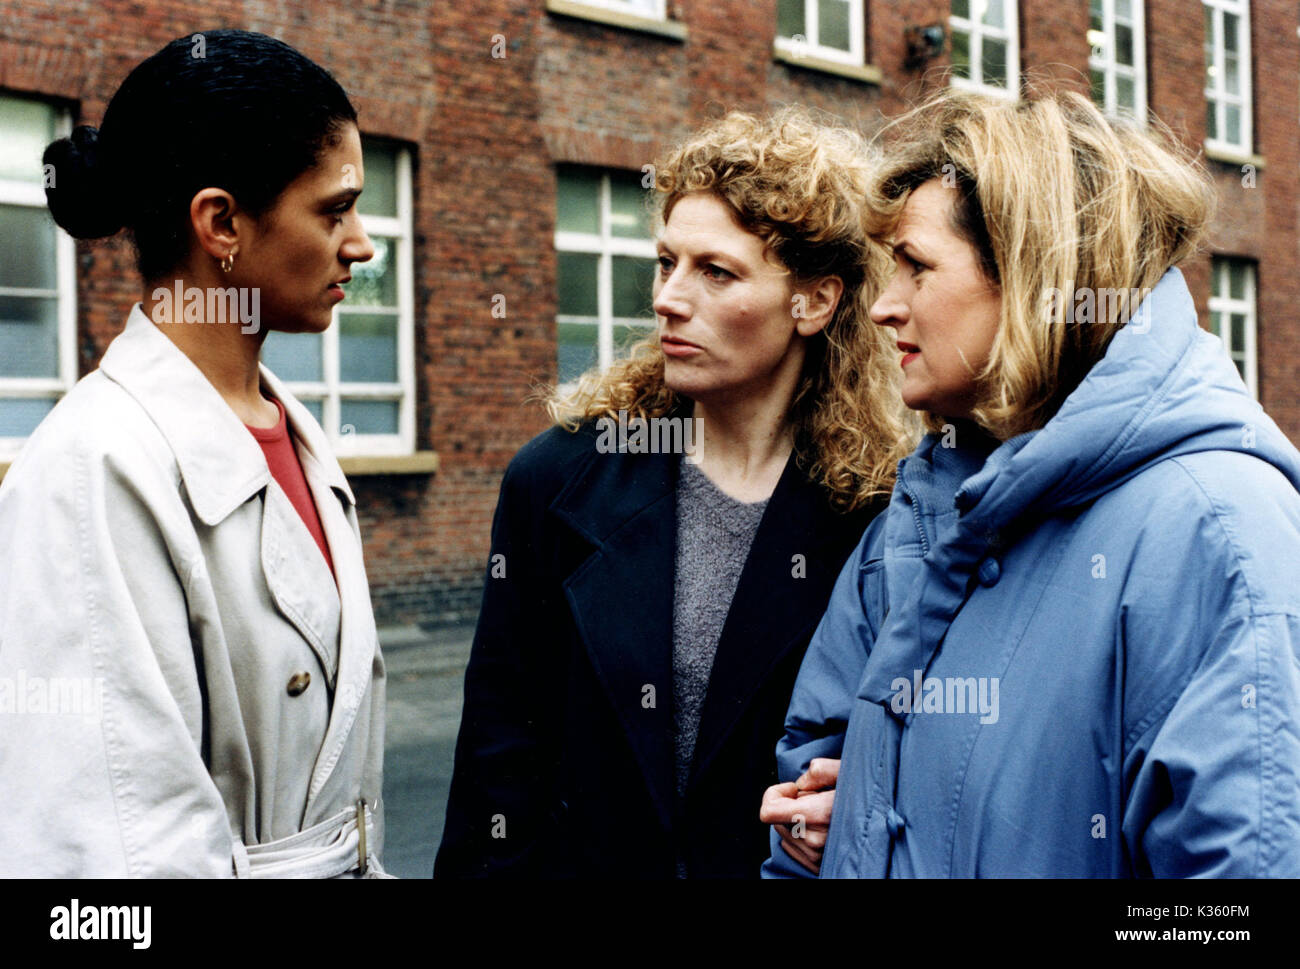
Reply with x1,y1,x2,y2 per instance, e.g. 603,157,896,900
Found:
141,275,275,427
689,388,796,504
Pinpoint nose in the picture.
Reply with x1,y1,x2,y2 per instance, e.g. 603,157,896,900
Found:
652,263,690,321
341,217,375,265
869,269,907,329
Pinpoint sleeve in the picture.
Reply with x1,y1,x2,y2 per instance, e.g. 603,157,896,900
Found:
434,452,564,878
0,430,234,877
1123,608,1300,876
762,516,886,879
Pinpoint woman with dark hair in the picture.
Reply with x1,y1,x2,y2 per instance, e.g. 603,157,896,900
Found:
0,30,387,877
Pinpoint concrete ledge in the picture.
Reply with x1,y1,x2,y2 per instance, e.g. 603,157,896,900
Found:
773,46,883,85
546,0,687,41
1205,145,1265,170
339,451,440,476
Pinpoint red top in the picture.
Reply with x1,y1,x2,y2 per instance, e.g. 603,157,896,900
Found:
245,397,336,579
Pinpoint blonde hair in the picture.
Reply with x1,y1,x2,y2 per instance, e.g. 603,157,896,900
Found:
867,86,1215,438
547,109,916,508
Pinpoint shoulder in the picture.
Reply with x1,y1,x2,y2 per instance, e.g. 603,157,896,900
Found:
497,421,603,504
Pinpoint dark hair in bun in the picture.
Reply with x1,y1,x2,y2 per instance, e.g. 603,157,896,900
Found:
42,29,357,280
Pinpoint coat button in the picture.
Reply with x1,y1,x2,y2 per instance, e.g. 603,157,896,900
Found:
885,808,906,839
976,556,1001,587
286,672,312,696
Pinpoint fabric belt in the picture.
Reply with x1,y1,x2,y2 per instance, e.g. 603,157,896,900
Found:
231,800,388,878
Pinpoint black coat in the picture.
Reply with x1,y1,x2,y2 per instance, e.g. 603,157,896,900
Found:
435,421,880,877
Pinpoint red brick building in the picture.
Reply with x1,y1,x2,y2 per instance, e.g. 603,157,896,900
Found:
1,0,1295,625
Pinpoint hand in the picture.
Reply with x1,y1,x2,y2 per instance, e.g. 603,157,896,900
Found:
759,758,840,875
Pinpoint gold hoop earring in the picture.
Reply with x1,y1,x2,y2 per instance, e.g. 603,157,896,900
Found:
220,251,236,273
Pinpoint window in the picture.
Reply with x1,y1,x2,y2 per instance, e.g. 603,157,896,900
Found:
0,95,74,459
262,138,415,456
1089,0,1146,120
950,0,1019,97
776,0,866,66
554,166,657,386
1209,257,1257,398
1203,0,1252,155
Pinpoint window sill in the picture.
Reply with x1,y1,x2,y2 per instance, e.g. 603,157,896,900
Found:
546,0,687,41
1204,145,1265,170
339,451,440,476
772,46,882,85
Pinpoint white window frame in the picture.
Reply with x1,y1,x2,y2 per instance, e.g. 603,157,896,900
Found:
0,97,75,461
774,0,867,67
1203,0,1252,156
1209,257,1257,399
275,142,415,457
949,0,1019,99
555,168,657,383
1089,0,1147,122
566,0,666,20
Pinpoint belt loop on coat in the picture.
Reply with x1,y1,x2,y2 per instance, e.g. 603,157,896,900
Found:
357,799,368,876
232,839,251,878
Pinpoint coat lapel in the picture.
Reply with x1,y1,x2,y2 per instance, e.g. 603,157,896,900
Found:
688,454,864,786
553,446,679,832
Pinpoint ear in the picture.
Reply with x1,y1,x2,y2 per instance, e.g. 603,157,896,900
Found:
188,188,243,263
792,275,843,338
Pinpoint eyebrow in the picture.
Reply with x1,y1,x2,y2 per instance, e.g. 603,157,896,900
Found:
893,239,929,262
323,188,362,206
655,240,743,267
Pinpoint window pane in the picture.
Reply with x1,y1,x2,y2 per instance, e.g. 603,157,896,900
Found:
300,398,323,424
1224,53,1239,95
1209,309,1222,336
608,174,652,239
1090,68,1106,106
1225,103,1241,145
0,98,56,183
611,255,656,319
557,168,601,235
1223,11,1238,53
982,0,1004,29
358,141,397,218
261,331,323,382
339,312,398,383
817,0,852,52
1115,0,1131,19
1115,23,1134,66
983,39,1008,87
1089,0,1101,20
558,251,599,318
1116,74,1136,112
1228,261,1247,300
613,323,655,356
952,0,970,20
1230,313,1246,349
0,296,58,377
0,398,54,436
1205,100,1217,140
777,0,805,38
0,205,57,290
557,321,598,384
951,27,972,79
346,236,397,307
1233,357,1247,381
340,399,398,435
1203,4,1214,45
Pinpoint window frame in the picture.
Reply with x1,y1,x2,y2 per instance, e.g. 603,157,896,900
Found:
269,141,416,458
1209,257,1257,399
0,96,75,461
564,0,667,20
1088,0,1147,122
554,167,658,385
774,0,867,68
949,0,1020,99
1203,0,1253,157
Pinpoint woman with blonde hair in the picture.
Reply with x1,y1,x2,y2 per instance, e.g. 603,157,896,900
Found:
762,87,1300,877
437,109,912,877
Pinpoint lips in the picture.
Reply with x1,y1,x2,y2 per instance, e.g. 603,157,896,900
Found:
661,334,702,358
898,341,920,368
662,335,700,349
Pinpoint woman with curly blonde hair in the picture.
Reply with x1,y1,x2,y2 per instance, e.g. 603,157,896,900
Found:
437,109,913,878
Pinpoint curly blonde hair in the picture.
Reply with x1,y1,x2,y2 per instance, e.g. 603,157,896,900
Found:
546,109,916,508
866,86,1215,438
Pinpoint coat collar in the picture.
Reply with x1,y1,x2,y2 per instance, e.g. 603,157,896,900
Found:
553,437,864,825
97,304,354,525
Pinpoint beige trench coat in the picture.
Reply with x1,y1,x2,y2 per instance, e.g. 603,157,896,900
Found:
0,304,386,877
